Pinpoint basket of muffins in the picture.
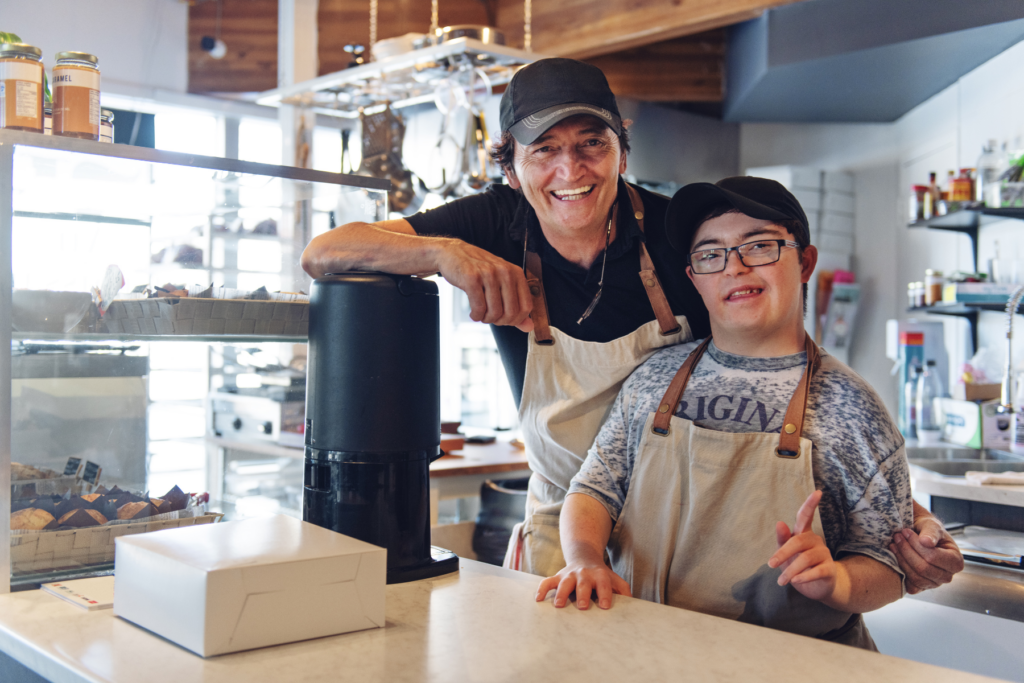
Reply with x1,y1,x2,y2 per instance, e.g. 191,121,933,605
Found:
10,483,223,575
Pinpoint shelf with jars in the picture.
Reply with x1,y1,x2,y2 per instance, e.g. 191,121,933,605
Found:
1,129,389,592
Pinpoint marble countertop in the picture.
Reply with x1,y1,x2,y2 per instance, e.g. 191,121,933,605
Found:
0,559,999,683
911,468,1024,507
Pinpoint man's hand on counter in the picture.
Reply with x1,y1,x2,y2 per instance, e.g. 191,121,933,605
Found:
436,239,535,332
890,509,965,594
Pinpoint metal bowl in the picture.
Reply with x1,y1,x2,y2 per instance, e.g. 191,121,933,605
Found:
436,25,506,46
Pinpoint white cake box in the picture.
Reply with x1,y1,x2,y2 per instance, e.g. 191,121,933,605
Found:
113,514,385,657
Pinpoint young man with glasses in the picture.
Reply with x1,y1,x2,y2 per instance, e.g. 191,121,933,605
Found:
537,177,954,649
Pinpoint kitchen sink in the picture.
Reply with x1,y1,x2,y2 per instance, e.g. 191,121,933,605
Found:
907,446,1024,477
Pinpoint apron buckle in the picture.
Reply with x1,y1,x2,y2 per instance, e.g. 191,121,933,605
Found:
535,338,555,346
652,426,670,437
775,448,799,459
659,325,682,337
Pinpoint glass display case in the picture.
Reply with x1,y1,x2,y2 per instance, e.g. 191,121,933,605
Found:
0,130,390,591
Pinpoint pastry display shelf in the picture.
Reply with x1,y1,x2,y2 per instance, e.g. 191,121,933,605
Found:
1,130,391,593
12,332,308,344
908,206,1024,272
256,37,540,117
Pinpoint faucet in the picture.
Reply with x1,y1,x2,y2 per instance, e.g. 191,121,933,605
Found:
1000,284,1024,412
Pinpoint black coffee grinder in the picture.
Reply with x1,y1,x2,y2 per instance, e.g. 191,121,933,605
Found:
303,273,459,583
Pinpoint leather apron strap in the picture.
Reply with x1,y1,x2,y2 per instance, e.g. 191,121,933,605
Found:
628,185,681,337
524,250,555,346
524,184,679,345
651,333,821,457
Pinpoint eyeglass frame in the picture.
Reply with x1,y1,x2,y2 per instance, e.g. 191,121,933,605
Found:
687,238,802,274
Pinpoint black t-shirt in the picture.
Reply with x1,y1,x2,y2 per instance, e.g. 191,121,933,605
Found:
406,178,711,407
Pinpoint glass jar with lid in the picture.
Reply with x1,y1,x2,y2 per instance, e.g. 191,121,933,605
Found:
52,51,100,140
0,43,44,132
99,109,114,143
924,269,944,306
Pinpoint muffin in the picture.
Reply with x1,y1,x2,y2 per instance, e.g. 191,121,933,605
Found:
58,508,108,528
11,508,57,531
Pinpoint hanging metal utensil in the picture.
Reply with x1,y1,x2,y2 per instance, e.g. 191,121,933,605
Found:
356,105,426,214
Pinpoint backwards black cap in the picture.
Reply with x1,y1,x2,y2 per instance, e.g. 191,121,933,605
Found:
500,58,622,145
665,176,811,255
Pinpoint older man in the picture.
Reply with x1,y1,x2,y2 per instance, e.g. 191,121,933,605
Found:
300,61,960,588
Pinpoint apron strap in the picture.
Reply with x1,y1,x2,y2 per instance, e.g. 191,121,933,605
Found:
628,184,681,337
651,337,713,435
776,333,821,457
523,183,680,346
651,333,821,458
524,251,555,345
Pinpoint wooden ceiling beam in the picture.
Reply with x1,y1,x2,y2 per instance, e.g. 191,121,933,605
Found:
495,0,804,60
586,30,726,102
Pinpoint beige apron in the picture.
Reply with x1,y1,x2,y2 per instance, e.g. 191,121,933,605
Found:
608,336,877,650
503,185,693,577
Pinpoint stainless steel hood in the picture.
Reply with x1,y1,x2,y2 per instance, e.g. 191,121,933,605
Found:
725,0,1024,122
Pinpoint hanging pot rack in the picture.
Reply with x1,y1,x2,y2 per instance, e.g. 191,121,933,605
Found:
256,37,541,119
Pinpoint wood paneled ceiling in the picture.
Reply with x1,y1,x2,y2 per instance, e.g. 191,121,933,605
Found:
187,0,804,109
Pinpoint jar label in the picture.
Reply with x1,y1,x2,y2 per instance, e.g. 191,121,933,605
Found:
89,89,99,126
15,81,37,118
53,68,100,90
0,61,42,83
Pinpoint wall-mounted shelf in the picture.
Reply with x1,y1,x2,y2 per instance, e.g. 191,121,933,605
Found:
908,300,1022,350
908,207,1024,272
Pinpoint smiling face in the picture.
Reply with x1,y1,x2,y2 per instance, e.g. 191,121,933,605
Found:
507,114,627,240
686,211,817,356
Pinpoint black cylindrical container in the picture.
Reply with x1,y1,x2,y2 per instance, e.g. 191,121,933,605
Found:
303,273,457,583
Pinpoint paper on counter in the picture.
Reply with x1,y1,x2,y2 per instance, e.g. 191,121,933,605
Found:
965,471,1024,485
41,576,115,610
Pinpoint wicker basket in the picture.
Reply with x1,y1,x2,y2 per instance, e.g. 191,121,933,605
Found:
10,511,224,575
104,297,308,336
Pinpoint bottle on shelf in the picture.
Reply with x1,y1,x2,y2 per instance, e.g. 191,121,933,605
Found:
916,360,945,444
903,364,922,439
989,240,1001,284
977,139,1000,204
928,172,943,216
951,168,974,203
924,269,944,306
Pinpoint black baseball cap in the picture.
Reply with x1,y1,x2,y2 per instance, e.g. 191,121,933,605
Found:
665,176,811,255
500,58,622,145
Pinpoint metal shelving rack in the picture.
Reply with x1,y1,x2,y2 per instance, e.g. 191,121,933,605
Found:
256,37,540,117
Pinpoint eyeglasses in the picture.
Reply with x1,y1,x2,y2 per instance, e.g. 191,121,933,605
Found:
688,239,801,274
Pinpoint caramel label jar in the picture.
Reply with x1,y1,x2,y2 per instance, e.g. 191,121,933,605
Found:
53,51,100,140
0,43,44,132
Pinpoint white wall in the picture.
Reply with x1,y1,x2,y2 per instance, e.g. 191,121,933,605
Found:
3,0,188,93
740,38,1024,416
619,100,740,186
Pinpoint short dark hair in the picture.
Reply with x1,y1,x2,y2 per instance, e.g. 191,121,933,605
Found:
694,205,811,317
489,119,631,179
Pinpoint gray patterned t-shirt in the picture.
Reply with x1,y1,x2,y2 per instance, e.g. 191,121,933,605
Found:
569,339,912,575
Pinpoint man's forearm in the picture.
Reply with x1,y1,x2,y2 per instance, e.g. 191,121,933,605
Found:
301,221,452,279
560,493,615,566
822,555,902,614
